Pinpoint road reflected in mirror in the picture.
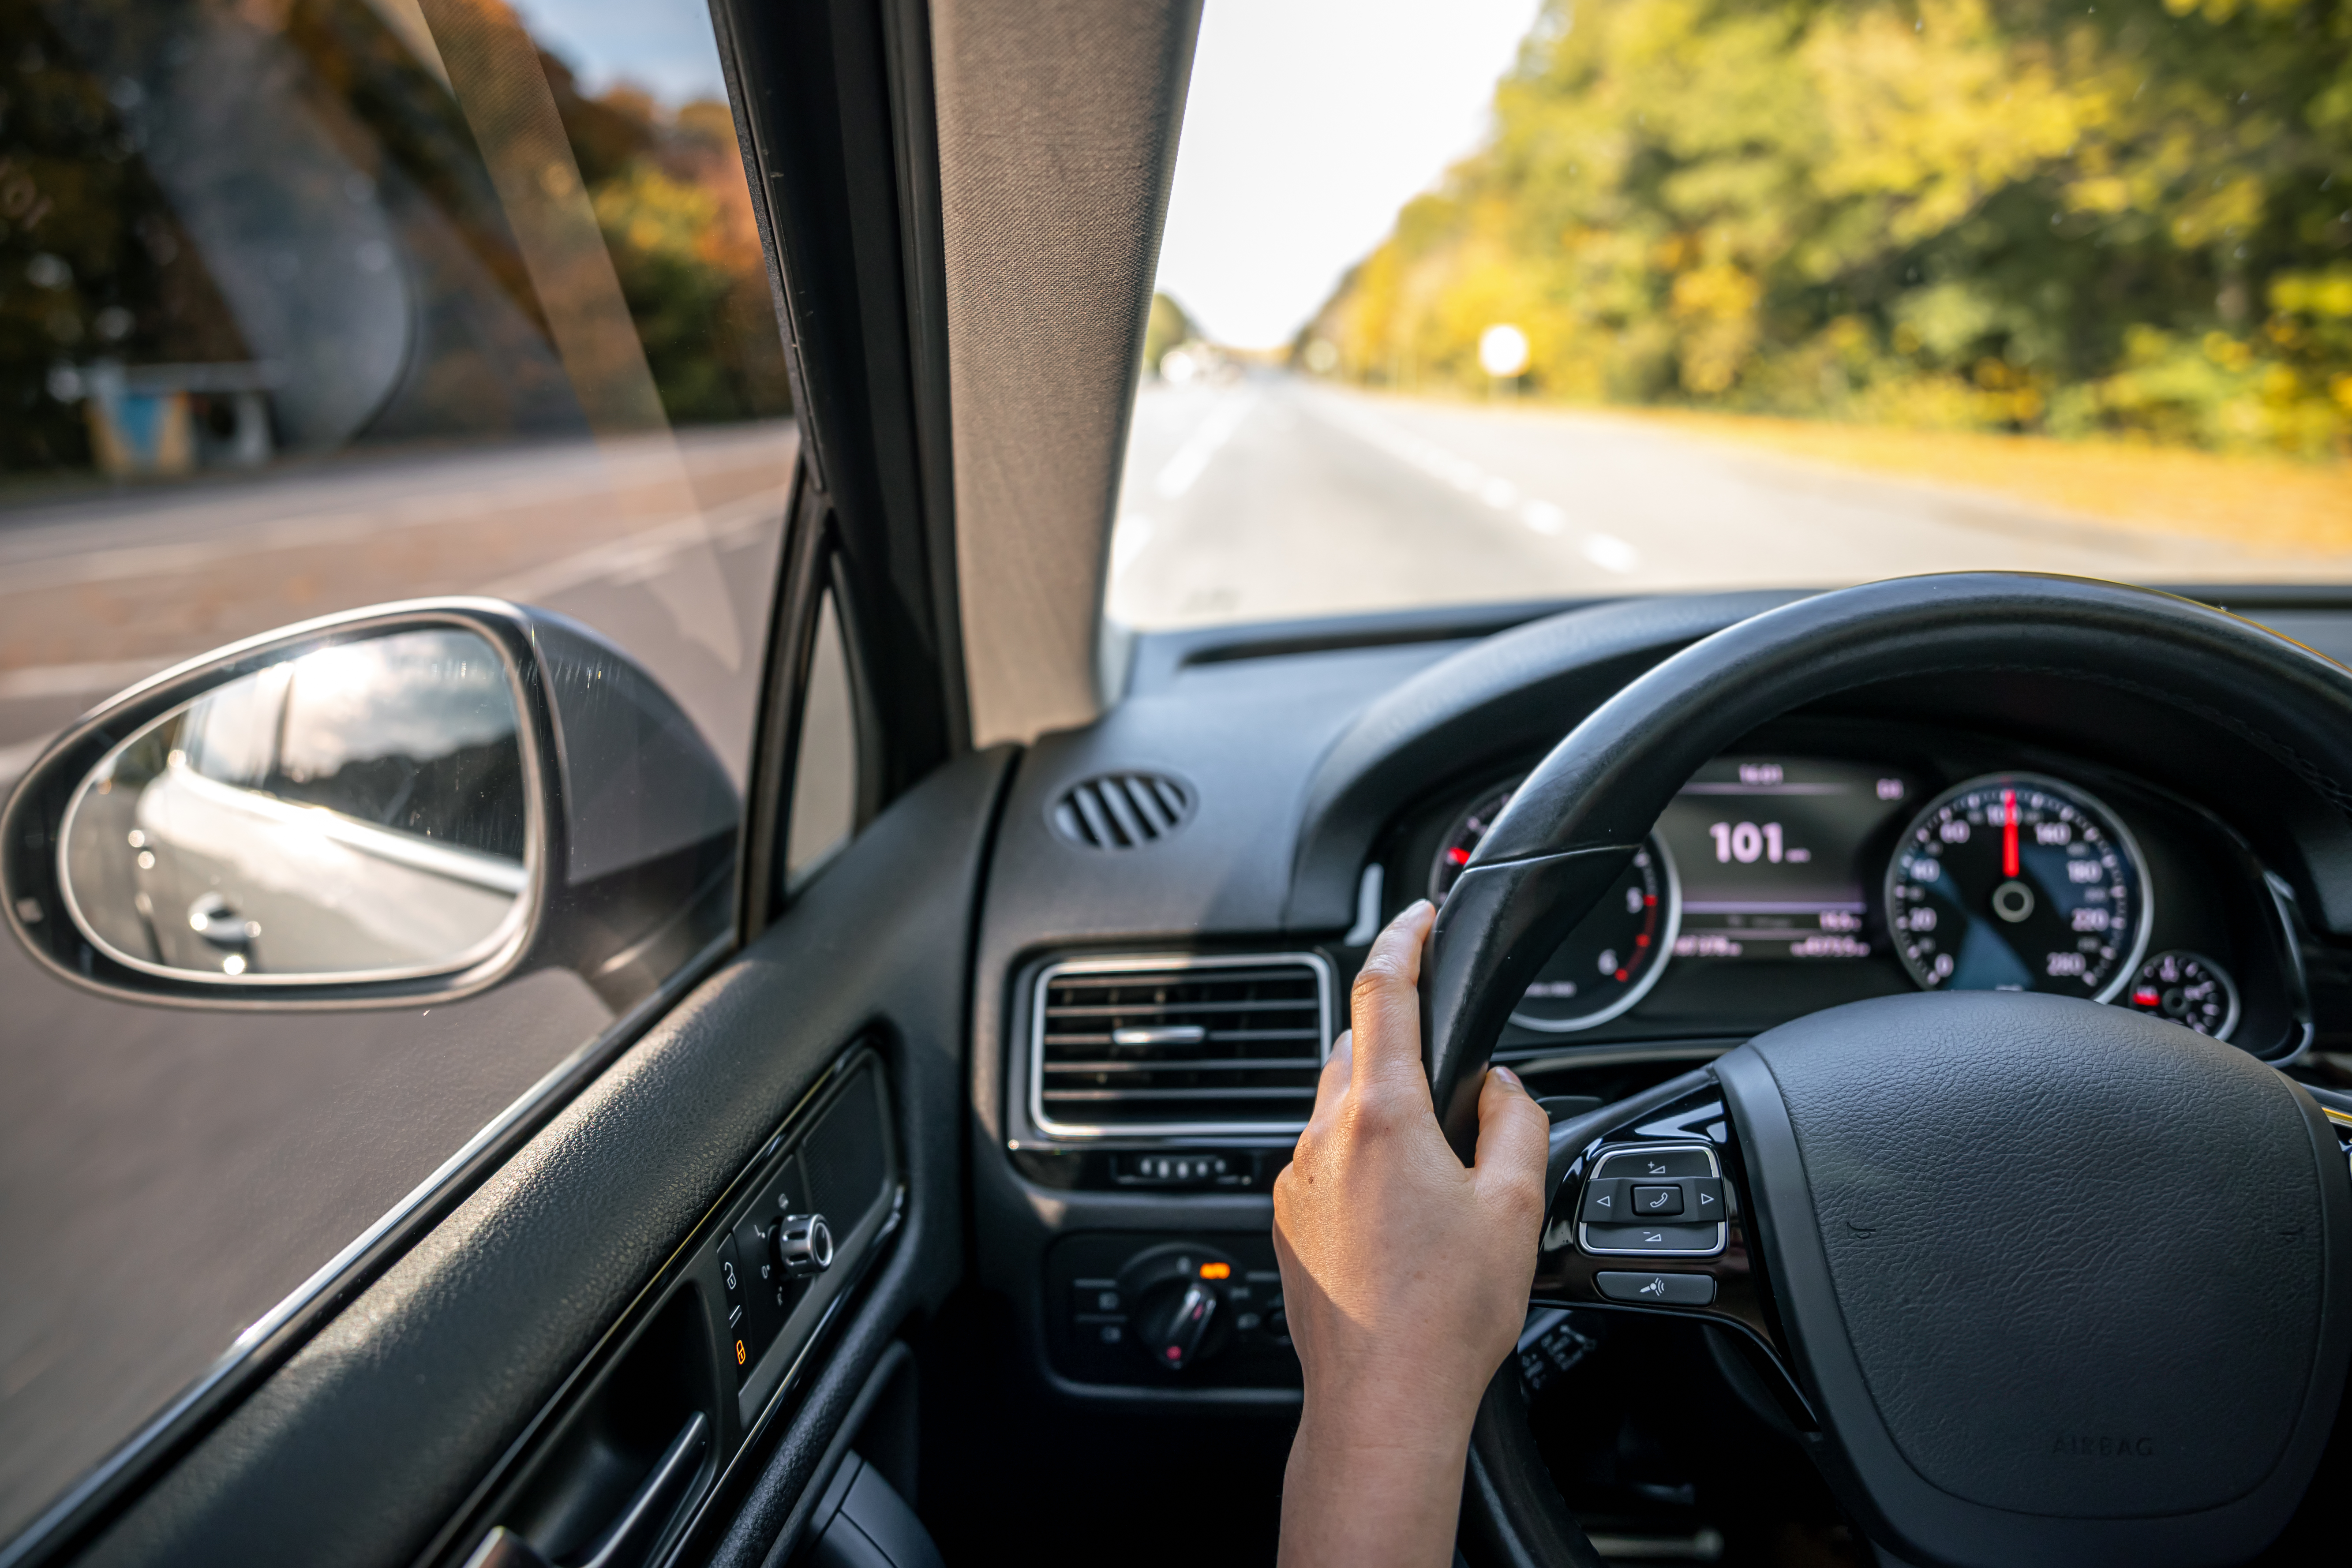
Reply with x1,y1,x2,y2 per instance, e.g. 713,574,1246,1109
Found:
60,629,530,982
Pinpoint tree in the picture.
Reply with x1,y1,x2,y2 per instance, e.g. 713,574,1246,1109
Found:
1313,0,2352,455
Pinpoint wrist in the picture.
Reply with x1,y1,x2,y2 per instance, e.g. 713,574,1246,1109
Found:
1281,1400,1476,1568
1289,1376,1482,1509
1296,1379,1480,1462
1297,1347,1491,1453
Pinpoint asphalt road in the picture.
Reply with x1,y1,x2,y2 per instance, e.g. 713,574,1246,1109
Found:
0,424,792,1541
1107,373,2330,628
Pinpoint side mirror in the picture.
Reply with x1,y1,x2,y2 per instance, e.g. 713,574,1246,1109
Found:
2,599,739,1010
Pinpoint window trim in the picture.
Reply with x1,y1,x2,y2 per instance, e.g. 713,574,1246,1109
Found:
711,0,970,830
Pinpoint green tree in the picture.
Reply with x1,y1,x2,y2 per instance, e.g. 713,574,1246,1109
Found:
1315,0,2352,455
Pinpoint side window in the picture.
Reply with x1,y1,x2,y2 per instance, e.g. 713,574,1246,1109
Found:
786,588,859,887
0,0,800,1542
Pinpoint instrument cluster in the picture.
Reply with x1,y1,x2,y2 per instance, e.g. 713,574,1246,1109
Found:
1419,750,2301,1055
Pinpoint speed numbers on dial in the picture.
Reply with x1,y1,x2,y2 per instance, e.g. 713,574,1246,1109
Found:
1431,782,1681,1031
1885,774,2150,1001
1508,834,1679,1032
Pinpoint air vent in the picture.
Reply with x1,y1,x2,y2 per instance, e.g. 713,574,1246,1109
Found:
1030,954,1335,1136
1050,772,1193,849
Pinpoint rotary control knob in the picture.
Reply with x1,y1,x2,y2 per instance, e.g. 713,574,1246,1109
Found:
774,1213,833,1278
1137,1280,1220,1371
1118,1243,1236,1373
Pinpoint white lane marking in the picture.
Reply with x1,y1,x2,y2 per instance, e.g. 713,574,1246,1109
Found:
1110,513,1156,579
1155,393,1259,499
1307,394,1638,573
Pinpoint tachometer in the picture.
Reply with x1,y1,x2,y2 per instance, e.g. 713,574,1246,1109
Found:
2124,951,2239,1040
1431,782,1680,1031
1885,773,2150,1001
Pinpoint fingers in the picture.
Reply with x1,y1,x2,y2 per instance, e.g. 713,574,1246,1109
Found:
1346,900,1435,1093
1471,1064,1551,1214
1307,1029,1354,1126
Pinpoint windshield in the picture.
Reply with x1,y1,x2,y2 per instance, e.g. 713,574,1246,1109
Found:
1114,0,2352,632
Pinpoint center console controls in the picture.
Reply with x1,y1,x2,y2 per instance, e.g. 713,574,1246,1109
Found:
1046,1233,1300,1388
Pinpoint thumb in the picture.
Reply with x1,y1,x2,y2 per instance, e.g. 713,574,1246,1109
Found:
1471,1064,1551,1216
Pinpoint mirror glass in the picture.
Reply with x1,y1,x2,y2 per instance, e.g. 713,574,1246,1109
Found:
60,630,530,982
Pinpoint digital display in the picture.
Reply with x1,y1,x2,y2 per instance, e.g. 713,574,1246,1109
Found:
1658,757,1914,961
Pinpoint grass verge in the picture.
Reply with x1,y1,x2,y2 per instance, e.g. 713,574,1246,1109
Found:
1621,408,2352,559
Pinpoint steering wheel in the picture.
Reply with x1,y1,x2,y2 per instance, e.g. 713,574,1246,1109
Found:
1420,573,2352,1568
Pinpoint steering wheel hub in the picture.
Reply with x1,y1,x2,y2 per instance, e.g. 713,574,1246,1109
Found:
1719,991,2350,1563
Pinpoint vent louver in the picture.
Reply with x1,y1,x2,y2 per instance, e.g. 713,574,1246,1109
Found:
1050,772,1193,849
1031,954,1335,1135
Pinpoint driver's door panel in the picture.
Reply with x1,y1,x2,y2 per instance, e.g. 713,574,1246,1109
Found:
72,747,1012,1568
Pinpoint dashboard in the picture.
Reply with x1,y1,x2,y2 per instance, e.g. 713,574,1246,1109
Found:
970,590,2352,1405
1397,732,2311,1063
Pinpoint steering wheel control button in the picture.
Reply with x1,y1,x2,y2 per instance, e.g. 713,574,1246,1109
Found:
1582,1222,1722,1253
1632,1184,1684,1216
1593,1147,1714,1180
775,1212,834,1277
1595,1271,1717,1306
1579,1143,1727,1257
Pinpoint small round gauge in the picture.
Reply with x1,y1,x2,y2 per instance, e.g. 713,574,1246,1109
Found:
1430,781,1519,904
1431,782,1681,1032
1885,772,2151,1002
2124,951,2240,1040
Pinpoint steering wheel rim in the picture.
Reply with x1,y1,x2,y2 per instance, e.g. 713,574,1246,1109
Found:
1425,573,2352,1568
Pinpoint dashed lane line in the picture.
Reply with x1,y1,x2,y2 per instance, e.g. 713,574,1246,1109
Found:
1303,393,1640,575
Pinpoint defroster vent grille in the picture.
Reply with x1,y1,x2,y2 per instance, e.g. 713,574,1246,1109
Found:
1050,772,1193,849
1030,954,1336,1136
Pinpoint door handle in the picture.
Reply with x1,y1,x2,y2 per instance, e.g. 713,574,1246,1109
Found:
463,1411,710,1568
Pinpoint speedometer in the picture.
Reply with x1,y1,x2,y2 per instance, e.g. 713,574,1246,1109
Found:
1885,773,2150,1001
1432,781,1680,1031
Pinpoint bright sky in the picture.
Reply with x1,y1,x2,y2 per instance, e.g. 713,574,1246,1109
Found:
1154,0,1543,350
518,0,728,107
512,0,1539,346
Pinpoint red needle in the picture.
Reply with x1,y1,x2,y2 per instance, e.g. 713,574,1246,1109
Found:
2002,788,2019,878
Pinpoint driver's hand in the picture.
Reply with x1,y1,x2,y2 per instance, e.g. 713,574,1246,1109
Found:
1272,899,1551,1568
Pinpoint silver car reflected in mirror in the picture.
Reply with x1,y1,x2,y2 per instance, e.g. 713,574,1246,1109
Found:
3,599,740,1010
60,629,531,984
